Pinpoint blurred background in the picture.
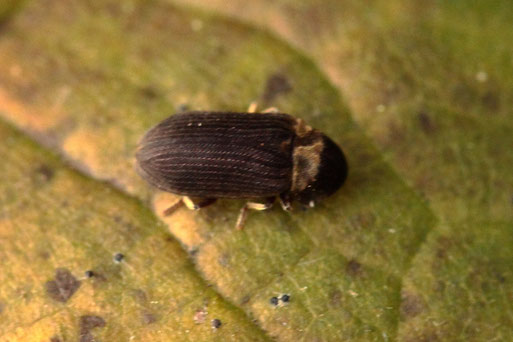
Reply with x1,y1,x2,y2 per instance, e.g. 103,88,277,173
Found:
0,1,512,341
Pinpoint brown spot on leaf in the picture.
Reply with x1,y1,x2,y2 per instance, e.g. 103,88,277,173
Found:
240,295,251,305
481,91,499,112
34,164,55,182
38,250,51,260
79,315,106,342
329,289,342,308
45,268,81,303
131,289,148,304
387,120,405,145
261,73,292,104
50,336,62,342
141,311,157,324
401,292,424,318
495,272,506,283
435,236,453,260
113,216,137,235
418,111,436,134
140,85,159,100
435,247,446,259
346,259,362,277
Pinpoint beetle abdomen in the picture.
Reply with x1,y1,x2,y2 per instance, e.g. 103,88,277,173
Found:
136,112,295,198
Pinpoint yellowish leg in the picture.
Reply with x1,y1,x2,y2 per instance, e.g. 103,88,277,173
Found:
262,107,279,113
183,196,200,210
236,199,274,230
247,101,258,113
163,196,216,216
247,102,279,114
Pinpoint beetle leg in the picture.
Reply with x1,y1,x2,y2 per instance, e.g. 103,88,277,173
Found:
236,197,275,230
278,193,292,211
163,197,216,216
183,196,217,210
262,107,279,113
247,101,258,113
247,102,279,114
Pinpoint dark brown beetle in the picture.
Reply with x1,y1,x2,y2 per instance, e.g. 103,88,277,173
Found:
136,105,348,230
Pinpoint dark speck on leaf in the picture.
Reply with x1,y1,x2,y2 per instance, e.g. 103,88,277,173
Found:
113,253,124,263
261,73,292,104
141,311,157,324
189,248,199,257
280,294,290,303
481,91,499,112
346,259,362,277
240,295,251,305
329,290,342,308
131,289,148,304
140,85,158,100
418,111,436,134
270,296,279,306
79,315,106,342
45,268,81,302
34,164,55,183
495,272,506,283
400,292,424,318
84,270,94,278
38,250,50,260
211,318,222,329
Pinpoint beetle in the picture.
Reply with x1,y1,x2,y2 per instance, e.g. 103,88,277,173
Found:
136,104,348,230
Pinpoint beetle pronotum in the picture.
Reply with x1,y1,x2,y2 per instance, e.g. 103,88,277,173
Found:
136,104,348,230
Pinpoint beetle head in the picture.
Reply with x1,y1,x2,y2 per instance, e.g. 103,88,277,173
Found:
291,120,348,207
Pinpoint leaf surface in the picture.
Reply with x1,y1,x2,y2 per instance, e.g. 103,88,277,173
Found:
166,0,513,340
2,0,508,341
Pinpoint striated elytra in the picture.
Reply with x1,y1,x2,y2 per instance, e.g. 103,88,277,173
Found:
136,109,348,230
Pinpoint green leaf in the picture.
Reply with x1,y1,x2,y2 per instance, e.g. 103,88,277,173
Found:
164,0,513,340
2,0,510,341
